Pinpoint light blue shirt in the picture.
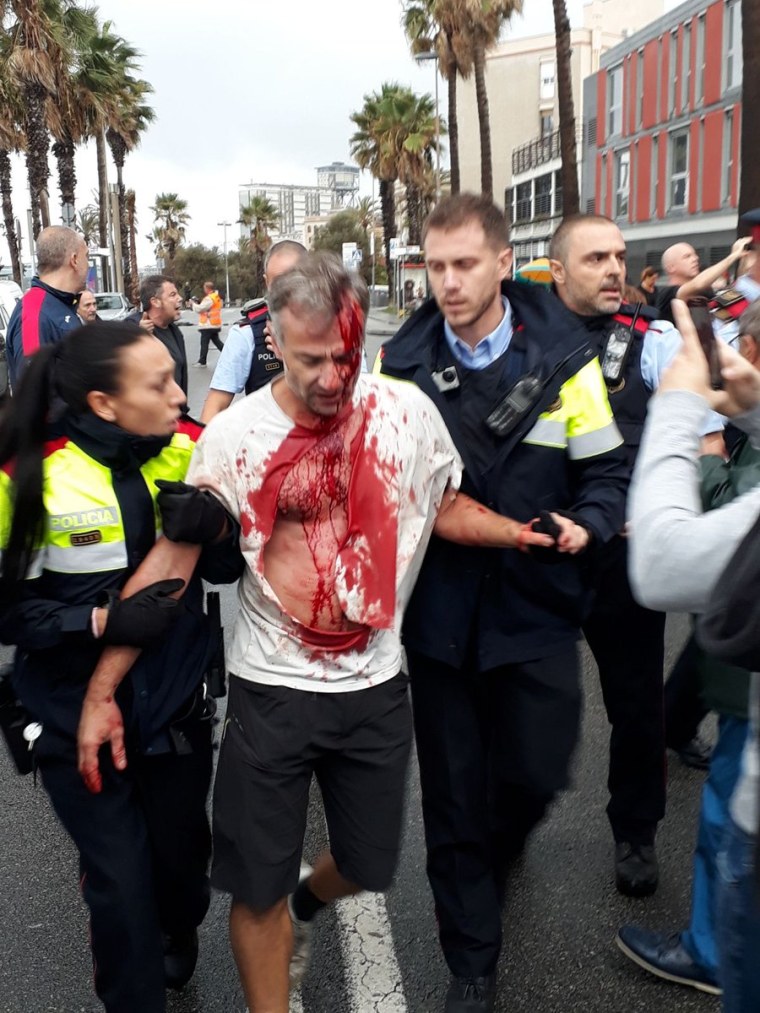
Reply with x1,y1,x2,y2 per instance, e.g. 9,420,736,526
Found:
443,297,513,370
209,322,253,394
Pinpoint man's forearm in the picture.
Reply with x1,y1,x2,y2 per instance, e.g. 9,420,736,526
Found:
433,490,525,548
85,538,202,701
200,388,235,423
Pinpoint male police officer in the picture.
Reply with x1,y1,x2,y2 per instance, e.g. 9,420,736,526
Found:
380,195,629,1012
200,240,305,422
6,225,89,388
548,214,699,898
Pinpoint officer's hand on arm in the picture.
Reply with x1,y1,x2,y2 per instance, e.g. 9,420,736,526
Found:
155,480,230,543
77,541,202,793
433,488,555,551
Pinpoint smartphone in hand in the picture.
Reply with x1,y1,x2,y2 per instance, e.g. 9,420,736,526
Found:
688,299,723,390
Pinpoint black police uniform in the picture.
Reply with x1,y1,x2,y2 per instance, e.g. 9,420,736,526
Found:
240,301,284,393
380,281,629,980
579,305,667,849
0,413,243,1013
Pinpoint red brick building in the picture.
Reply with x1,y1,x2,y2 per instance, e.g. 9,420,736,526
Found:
581,0,742,275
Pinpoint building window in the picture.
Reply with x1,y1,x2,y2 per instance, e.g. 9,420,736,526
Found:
515,182,532,224
539,60,556,101
725,0,743,90
608,65,623,137
534,173,552,217
554,170,564,216
615,150,630,218
722,109,734,203
681,23,691,110
695,14,705,104
637,49,644,127
651,136,659,218
668,32,677,115
669,129,689,209
540,111,554,137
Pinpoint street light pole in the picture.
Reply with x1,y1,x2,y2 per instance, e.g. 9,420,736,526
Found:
415,51,441,201
217,220,231,306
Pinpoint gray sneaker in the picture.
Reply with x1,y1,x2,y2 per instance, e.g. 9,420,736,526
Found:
287,864,313,989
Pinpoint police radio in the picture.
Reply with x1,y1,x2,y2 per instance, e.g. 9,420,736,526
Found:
600,303,641,386
484,375,543,436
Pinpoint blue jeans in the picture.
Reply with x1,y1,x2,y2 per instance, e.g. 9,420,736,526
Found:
682,716,748,977
716,817,760,1012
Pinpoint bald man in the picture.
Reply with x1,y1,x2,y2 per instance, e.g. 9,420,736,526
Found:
6,226,90,389
656,243,702,324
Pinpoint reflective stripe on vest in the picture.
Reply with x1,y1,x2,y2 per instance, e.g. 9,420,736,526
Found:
200,291,223,327
0,431,197,576
522,357,623,459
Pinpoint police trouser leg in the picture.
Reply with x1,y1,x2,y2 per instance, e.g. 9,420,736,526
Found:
39,748,167,1013
408,647,581,979
131,720,213,939
583,537,667,846
664,633,710,751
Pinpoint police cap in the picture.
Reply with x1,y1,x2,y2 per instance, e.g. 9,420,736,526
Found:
740,208,760,245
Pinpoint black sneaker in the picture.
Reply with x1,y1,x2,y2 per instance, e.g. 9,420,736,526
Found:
163,929,199,990
616,926,722,995
445,974,496,1012
676,735,713,771
615,842,659,897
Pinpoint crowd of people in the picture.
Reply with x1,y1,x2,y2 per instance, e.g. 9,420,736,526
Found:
0,200,758,1013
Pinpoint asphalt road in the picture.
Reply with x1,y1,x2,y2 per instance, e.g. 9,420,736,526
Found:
0,310,721,1012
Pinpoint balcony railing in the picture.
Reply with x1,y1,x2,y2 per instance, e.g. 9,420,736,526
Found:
512,129,561,176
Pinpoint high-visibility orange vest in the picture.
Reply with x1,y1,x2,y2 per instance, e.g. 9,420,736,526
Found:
200,290,223,328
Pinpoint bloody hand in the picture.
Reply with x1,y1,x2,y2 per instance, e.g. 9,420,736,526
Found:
77,693,126,794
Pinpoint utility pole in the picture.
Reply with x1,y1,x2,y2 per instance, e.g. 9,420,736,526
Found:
218,220,231,305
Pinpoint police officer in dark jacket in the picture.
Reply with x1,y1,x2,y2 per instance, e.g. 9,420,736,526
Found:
380,195,629,1013
0,323,243,1013
200,240,305,422
547,214,707,899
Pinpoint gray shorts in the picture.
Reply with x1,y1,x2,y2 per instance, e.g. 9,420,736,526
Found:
211,673,412,911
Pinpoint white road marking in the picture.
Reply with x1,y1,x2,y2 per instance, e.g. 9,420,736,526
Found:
335,892,408,1012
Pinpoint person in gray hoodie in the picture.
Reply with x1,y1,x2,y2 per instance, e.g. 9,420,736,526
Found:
627,298,760,1013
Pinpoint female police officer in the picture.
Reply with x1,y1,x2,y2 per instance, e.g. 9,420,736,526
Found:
0,322,241,1013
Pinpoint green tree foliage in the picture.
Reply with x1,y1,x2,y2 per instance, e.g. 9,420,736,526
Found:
150,192,190,275
312,211,371,283
239,196,279,297
172,244,223,301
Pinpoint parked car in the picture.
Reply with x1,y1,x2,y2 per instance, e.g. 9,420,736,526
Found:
0,279,22,322
94,292,132,321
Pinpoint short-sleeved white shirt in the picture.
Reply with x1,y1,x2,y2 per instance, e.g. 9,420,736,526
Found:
187,375,462,692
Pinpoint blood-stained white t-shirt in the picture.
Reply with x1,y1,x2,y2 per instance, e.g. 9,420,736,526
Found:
187,374,462,692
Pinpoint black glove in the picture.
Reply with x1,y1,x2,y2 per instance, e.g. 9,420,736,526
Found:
155,480,227,544
526,510,565,564
99,578,186,647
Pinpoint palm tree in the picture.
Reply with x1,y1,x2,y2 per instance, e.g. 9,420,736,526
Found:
0,56,24,284
351,84,406,302
393,88,442,244
355,196,378,233
460,0,523,199
3,0,99,237
238,196,279,296
150,193,190,275
125,189,139,305
75,203,99,246
106,75,155,297
402,0,472,195
552,0,579,216
738,0,760,224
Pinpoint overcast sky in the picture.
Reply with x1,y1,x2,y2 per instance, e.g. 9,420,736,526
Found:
3,0,677,272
